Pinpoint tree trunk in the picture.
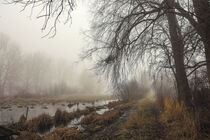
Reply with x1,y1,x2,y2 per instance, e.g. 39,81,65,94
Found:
166,0,192,106
192,0,210,85
204,41,210,85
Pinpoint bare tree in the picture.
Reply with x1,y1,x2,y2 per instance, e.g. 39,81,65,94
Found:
82,0,189,104
0,34,22,96
81,0,209,106
172,0,210,85
6,0,76,37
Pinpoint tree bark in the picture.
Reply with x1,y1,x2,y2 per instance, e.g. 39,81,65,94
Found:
192,0,210,85
166,0,192,106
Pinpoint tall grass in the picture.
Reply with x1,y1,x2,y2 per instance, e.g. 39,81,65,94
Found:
160,99,199,140
113,99,164,140
114,97,210,140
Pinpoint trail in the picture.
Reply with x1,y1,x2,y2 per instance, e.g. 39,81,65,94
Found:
88,100,140,140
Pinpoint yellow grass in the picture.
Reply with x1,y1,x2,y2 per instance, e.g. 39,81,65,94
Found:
160,99,199,140
17,114,53,133
113,98,163,140
43,126,83,140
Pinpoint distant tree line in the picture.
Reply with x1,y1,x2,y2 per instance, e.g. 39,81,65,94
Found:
0,34,103,97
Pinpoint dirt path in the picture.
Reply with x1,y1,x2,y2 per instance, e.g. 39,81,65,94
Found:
88,100,140,140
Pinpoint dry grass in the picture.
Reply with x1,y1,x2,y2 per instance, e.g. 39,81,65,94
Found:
54,109,71,126
33,114,54,133
81,100,136,133
160,99,199,140
43,126,83,140
15,131,41,140
113,98,164,140
54,107,96,126
81,110,121,133
107,100,122,108
114,98,210,140
16,104,102,134
16,114,53,133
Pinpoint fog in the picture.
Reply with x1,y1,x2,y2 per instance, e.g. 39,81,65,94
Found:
0,1,152,97
0,1,89,62
0,2,108,96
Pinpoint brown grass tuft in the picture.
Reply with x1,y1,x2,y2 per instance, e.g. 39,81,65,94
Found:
54,109,70,126
16,113,53,133
107,101,122,108
15,131,42,140
43,126,83,140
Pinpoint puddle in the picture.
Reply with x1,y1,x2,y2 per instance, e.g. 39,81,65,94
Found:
0,99,117,125
67,115,85,131
96,107,111,115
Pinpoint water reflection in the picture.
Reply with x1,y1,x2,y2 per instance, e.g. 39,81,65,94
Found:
0,100,116,125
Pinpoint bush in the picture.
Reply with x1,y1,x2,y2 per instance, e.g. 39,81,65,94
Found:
116,79,149,102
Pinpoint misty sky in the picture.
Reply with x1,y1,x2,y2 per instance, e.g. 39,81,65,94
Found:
0,1,90,63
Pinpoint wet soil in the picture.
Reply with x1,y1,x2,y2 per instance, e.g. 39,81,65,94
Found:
86,100,140,140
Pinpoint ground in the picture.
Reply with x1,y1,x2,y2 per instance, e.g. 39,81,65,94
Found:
89,100,140,140
1,96,209,140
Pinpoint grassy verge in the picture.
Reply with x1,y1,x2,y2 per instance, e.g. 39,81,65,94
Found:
113,97,210,140
113,98,164,140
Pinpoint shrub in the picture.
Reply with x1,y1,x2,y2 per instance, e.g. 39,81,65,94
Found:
116,79,149,102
